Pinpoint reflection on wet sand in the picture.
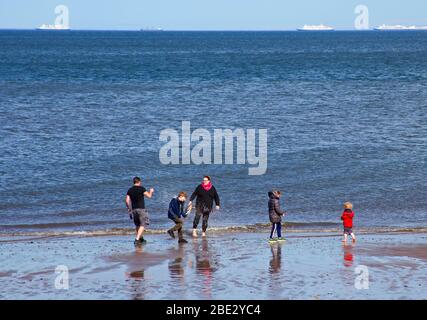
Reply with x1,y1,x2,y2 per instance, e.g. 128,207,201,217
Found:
128,244,145,279
128,245,146,300
4,232,427,299
193,238,216,299
343,243,355,267
168,243,186,282
269,242,283,274
129,276,146,300
163,238,220,298
267,242,285,298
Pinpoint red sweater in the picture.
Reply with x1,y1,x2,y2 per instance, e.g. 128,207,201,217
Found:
341,210,354,228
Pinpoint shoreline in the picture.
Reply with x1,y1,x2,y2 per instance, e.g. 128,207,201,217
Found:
2,224,427,242
1,230,427,299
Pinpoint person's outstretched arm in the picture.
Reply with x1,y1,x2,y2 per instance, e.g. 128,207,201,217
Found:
144,188,154,198
184,202,192,217
189,186,199,203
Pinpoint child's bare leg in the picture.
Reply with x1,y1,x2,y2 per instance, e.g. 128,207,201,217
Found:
351,233,356,242
342,233,348,242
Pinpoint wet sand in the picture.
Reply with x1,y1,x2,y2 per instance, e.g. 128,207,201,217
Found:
1,231,426,299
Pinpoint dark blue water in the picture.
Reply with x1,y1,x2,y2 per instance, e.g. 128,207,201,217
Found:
0,30,426,235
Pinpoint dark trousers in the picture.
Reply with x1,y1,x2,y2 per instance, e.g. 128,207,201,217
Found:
169,218,184,239
270,222,282,238
193,211,210,232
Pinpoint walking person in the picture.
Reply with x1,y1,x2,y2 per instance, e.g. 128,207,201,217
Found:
268,190,286,242
341,202,356,243
189,176,220,238
167,191,192,244
125,176,154,245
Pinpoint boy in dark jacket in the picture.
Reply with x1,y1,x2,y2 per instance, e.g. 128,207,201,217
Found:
341,202,356,243
167,192,192,244
268,190,286,242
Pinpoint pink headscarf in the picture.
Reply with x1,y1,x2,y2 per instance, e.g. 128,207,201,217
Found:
201,181,212,191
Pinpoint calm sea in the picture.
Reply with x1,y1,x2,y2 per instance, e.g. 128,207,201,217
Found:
0,30,426,236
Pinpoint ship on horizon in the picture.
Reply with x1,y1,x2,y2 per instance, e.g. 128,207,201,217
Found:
36,24,70,31
297,24,334,31
140,27,164,32
374,24,427,31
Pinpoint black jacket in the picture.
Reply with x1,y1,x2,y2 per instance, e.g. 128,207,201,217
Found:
190,184,220,213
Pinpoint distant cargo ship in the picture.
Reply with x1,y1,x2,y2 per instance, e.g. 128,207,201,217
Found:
374,24,427,31
297,24,334,31
140,27,164,32
36,24,70,31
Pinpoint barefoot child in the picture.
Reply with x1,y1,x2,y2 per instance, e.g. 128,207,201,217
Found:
341,202,356,243
268,190,286,242
167,192,192,244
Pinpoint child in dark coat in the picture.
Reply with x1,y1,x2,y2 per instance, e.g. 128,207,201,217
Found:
268,190,286,242
167,192,192,244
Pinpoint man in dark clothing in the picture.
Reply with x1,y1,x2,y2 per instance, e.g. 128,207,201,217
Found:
189,176,220,238
167,191,191,244
125,177,154,245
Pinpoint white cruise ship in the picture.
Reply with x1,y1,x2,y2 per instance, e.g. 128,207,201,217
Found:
36,24,70,31
374,24,427,31
140,27,164,32
297,24,334,31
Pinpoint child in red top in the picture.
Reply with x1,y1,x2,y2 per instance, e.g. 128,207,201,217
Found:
341,202,356,243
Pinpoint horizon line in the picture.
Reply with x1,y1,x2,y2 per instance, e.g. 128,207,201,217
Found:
0,27,398,32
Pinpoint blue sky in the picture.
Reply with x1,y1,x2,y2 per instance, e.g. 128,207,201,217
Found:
0,0,426,30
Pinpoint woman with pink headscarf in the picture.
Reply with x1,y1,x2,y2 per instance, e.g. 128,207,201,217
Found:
189,176,220,238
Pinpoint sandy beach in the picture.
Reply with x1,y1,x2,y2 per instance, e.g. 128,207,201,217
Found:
1,230,426,300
